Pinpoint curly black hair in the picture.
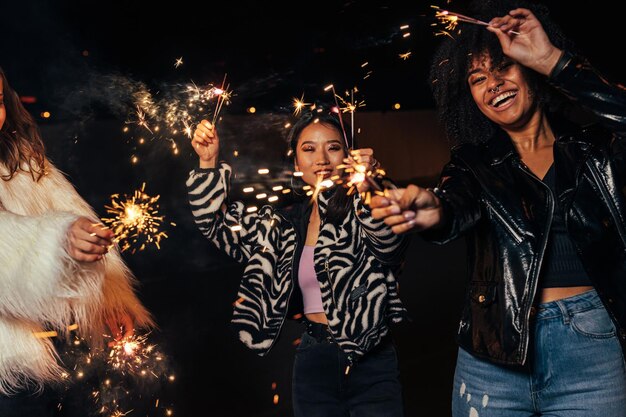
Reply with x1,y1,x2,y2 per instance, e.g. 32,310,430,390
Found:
428,0,578,145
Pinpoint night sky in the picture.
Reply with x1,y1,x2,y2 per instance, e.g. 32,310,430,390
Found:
3,1,621,119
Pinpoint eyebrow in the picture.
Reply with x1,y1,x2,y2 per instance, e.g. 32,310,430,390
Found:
299,139,343,146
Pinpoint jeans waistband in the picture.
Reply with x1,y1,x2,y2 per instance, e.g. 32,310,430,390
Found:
305,320,334,343
535,288,602,320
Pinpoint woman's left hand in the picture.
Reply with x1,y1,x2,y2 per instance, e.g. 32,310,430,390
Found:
105,311,135,346
344,148,381,193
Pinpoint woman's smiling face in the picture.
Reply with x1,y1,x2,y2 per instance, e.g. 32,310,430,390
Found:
294,121,346,187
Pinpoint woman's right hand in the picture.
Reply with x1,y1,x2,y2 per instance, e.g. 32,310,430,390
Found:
370,185,444,234
487,8,562,76
192,119,220,168
66,217,114,262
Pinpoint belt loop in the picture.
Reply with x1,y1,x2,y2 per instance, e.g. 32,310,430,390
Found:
556,300,571,324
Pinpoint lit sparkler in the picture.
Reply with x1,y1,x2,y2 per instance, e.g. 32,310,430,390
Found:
431,5,520,35
102,183,171,254
335,87,365,146
309,174,336,202
323,84,350,150
55,330,176,417
122,77,233,159
107,333,156,375
336,151,397,205
211,74,232,126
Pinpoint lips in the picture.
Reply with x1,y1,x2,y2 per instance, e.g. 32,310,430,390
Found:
315,170,332,178
489,90,518,108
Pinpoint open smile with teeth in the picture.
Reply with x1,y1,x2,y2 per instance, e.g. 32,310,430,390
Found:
316,170,332,177
490,90,518,107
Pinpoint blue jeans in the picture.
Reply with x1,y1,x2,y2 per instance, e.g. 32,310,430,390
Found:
452,289,626,417
292,330,404,417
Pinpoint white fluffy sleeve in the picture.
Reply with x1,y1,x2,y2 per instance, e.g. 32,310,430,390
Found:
0,210,103,329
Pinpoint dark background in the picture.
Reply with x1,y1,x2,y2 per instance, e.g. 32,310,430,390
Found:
1,1,624,416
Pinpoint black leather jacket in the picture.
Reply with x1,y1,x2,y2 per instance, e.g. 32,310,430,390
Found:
426,52,626,366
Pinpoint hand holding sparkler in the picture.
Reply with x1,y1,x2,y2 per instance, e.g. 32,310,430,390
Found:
192,119,220,168
105,311,135,347
369,185,444,235
487,8,562,77
66,217,113,262
343,148,382,194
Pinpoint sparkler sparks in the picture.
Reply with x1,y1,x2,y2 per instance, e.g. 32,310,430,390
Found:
55,330,176,417
107,333,156,375
431,5,520,36
292,94,312,116
123,77,234,160
102,183,172,254
211,74,232,126
323,84,349,149
336,87,365,146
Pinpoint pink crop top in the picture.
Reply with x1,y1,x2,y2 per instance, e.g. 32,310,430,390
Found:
298,245,324,314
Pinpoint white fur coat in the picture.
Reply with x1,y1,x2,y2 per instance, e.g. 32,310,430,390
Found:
0,160,153,395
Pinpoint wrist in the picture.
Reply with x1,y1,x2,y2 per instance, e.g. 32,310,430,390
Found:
199,158,217,169
538,47,564,77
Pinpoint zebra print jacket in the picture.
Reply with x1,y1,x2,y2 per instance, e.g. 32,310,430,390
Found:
187,162,409,362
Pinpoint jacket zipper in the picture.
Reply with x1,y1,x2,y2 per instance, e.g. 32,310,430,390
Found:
587,161,626,247
484,199,524,244
264,212,297,353
324,258,338,307
517,164,554,366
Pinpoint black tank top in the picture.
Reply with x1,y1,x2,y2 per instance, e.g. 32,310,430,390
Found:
540,164,593,288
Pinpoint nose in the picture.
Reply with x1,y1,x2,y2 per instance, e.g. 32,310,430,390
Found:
488,77,504,94
316,150,330,166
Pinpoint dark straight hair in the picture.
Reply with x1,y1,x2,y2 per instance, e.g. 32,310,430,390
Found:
287,110,352,225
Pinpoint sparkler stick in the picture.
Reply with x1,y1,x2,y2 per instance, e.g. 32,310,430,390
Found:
349,89,354,142
337,87,365,149
211,74,228,126
323,84,350,150
431,5,520,35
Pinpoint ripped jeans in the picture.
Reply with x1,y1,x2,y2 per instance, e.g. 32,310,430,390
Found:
452,289,626,417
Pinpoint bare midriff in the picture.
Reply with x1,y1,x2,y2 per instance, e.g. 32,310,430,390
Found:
540,286,594,303
305,312,328,325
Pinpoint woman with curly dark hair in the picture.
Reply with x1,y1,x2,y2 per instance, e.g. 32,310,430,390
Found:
371,1,626,415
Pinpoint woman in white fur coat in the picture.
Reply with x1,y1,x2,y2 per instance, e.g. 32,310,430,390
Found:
0,67,154,415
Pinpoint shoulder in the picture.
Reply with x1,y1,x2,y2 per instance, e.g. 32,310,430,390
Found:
449,142,489,166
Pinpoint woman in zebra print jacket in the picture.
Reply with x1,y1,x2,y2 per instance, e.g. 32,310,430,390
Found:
187,111,410,416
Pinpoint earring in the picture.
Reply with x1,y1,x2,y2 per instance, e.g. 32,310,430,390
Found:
290,176,303,196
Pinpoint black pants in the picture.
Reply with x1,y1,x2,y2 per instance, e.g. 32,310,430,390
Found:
0,388,60,417
292,323,404,417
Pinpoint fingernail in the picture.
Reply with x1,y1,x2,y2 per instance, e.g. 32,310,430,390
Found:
390,206,400,214
403,211,415,220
